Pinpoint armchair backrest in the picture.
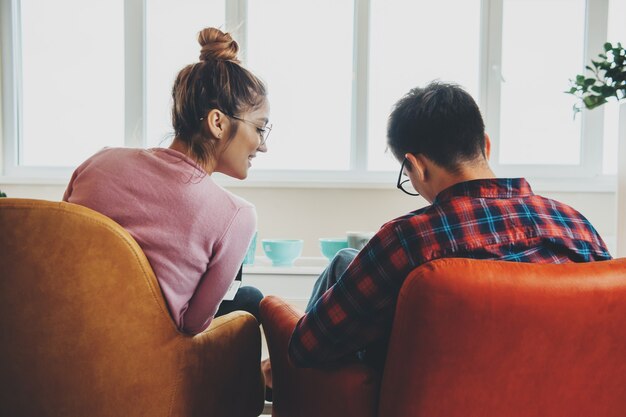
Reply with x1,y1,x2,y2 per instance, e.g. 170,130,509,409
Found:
379,258,626,417
0,198,183,415
0,198,264,417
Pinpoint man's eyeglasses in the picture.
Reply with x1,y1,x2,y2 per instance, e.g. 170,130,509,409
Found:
227,114,272,147
397,157,420,196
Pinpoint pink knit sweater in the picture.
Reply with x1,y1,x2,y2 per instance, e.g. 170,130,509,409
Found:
64,147,256,334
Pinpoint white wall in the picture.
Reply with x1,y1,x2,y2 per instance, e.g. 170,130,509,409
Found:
0,183,616,257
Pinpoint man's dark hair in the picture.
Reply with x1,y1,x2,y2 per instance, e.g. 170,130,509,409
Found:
387,81,486,172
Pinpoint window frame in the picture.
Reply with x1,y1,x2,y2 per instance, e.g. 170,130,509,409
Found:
0,0,144,178
483,0,610,180
0,0,618,192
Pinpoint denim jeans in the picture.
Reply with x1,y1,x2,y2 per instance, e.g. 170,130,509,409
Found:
216,286,264,322
305,248,359,312
305,247,387,370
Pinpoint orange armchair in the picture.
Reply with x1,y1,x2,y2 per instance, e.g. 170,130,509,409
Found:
261,257,626,417
0,198,265,417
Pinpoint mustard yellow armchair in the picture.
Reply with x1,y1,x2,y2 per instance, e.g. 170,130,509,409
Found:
0,198,265,417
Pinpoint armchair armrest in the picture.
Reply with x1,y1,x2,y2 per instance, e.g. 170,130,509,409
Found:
172,311,265,417
260,296,379,417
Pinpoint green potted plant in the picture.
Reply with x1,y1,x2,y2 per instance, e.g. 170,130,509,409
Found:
566,42,625,113
567,42,625,257
0,191,7,198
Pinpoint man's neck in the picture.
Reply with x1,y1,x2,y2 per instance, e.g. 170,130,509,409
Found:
429,162,497,200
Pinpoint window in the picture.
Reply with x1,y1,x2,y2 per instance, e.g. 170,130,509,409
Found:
15,0,124,168
247,0,354,171
367,0,481,171
146,0,225,148
498,0,585,166
1,0,622,188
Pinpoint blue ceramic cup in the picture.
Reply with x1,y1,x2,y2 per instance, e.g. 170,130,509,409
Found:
319,238,349,260
262,239,304,267
243,231,257,265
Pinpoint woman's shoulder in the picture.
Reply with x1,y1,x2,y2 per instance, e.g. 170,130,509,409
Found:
84,146,145,163
190,185,256,240
93,146,181,159
70,147,134,173
95,146,136,156
211,184,255,213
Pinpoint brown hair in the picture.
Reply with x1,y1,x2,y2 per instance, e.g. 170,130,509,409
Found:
171,27,267,167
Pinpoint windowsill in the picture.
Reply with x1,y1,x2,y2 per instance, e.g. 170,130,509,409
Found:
243,256,327,276
0,173,618,193
242,257,324,303
0,176,73,185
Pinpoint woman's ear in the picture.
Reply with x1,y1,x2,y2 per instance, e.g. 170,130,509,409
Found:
204,109,227,140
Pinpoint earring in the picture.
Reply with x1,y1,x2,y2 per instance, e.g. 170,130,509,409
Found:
218,132,222,138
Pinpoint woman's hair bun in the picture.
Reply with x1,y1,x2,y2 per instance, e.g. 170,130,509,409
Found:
198,27,240,63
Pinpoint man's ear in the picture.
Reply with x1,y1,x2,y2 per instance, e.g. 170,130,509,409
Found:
204,109,227,140
405,153,427,182
484,133,491,160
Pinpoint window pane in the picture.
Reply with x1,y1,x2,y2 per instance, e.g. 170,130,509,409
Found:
20,0,124,167
247,0,354,170
367,0,481,171
602,0,626,175
499,0,585,165
146,0,225,148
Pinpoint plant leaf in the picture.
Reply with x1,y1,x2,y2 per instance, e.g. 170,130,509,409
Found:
583,95,608,109
567,40,625,116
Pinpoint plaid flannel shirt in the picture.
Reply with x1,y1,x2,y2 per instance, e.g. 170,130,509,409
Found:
289,178,612,367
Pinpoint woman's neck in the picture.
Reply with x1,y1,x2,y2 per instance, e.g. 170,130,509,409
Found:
169,137,215,174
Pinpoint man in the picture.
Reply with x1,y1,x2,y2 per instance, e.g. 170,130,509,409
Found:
287,81,612,369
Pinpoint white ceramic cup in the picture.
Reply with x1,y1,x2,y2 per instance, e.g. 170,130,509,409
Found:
346,231,375,250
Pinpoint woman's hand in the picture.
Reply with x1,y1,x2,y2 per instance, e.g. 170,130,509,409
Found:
261,358,272,389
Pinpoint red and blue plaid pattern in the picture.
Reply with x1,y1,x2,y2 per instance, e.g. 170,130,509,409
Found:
289,178,611,367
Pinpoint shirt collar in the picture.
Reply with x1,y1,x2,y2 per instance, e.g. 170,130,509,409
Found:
432,178,534,204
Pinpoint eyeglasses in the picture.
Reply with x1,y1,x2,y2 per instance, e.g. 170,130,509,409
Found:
199,112,272,146
397,157,420,196
227,114,272,147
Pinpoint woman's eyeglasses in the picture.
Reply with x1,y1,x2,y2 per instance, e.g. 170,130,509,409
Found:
227,115,272,146
397,157,420,196
200,112,272,146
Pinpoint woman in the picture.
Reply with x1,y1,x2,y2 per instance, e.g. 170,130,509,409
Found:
63,27,269,334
